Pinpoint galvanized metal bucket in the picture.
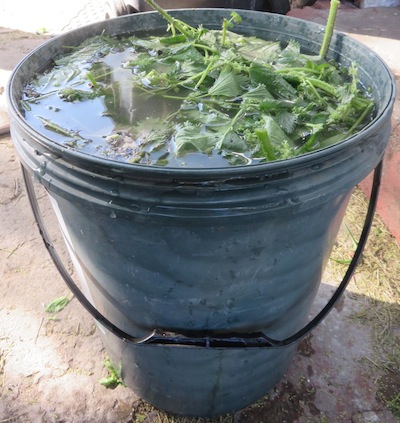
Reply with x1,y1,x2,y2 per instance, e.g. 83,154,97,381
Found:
7,9,395,417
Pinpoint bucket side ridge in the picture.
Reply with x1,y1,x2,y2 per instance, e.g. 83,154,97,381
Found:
10,114,389,218
39,183,351,338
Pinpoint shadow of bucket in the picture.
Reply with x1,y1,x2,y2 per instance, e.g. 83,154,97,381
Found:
7,9,395,417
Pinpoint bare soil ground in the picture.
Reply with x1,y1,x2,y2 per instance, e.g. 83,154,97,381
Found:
1,26,400,423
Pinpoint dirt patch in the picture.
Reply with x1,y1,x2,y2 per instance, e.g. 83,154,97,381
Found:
238,378,321,423
0,28,51,71
297,334,315,358
377,370,400,420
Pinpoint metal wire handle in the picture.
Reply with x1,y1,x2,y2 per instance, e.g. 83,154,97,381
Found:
22,160,383,349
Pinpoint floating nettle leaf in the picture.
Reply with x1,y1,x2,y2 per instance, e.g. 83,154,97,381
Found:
174,124,219,156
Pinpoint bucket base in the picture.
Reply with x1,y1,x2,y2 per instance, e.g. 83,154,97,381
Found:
99,326,297,417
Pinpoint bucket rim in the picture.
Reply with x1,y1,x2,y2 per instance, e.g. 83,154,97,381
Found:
7,8,397,178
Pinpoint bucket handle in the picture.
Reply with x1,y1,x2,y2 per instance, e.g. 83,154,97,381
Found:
22,160,383,349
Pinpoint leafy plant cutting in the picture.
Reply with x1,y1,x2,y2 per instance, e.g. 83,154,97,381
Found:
99,357,125,388
22,0,374,167
44,295,70,313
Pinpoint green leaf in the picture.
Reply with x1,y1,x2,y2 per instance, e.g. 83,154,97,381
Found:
230,11,242,24
274,111,298,135
174,124,218,155
59,87,98,102
220,131,248,153
262,115,294,149
160,34,187,44
99,357,125,388
249,64,297,99
318,132,347,149
133,117,173,147
203,111,232,129
259,98,298,112
277,40,306,67
198,30,218,46
130,36,166,51
45,296,70,313
237,39,281,64
160,44,204,65
179,105,232,130
207,67,243,98
242,84,273,101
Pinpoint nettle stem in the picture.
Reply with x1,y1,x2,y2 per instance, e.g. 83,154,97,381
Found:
222,18,229,46
144,0,197,38
319,0,340,60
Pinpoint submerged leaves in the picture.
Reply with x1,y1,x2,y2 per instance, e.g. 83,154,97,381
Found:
23,7,374,167
175,124,219,155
